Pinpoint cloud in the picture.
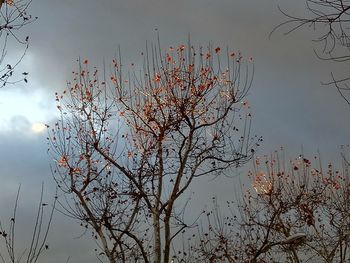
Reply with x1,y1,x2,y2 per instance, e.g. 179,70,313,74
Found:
0,86,58,134
10,115,31,131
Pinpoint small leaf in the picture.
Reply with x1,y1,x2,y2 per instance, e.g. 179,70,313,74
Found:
6,0,14,6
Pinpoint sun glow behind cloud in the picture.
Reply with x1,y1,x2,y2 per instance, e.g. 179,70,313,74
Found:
31,123,46,133
0,88,57,134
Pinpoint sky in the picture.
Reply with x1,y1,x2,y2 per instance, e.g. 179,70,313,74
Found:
0,0,349,262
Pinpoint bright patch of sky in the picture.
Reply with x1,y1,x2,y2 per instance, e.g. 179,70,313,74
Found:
0,87,57,134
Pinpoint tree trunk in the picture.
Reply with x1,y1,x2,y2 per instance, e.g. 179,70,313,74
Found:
153,210,162,263
163,215,171,263
163,200,175,263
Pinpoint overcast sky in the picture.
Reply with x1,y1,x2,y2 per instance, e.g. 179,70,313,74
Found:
0,0,349,262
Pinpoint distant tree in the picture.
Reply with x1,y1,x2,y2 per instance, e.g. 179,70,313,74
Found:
0,184,56,263
273,0,350,104
0,0,36,86
48,42,258,262
191,150,350,262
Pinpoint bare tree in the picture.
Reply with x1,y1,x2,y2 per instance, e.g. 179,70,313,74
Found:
273,0,350,104
47,41,258,262
192,150,350,262
0,0,36,86
0,184,56,263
